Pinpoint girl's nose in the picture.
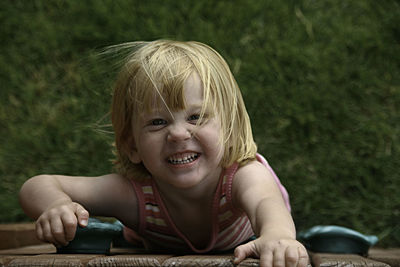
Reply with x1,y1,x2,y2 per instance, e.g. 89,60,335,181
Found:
167,123,192,142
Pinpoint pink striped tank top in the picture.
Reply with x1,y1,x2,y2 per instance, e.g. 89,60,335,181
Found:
125,154,290,253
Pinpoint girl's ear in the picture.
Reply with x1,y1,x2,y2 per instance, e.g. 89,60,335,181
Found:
125,136,142,164
129,148,141,164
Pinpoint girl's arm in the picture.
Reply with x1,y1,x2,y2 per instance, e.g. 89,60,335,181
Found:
19,173,138,246
231,161,309,267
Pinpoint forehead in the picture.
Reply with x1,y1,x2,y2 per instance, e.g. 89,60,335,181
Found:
182,72,203,106
137,72,206,115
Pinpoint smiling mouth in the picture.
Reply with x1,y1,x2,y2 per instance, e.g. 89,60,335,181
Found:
167,153,199,165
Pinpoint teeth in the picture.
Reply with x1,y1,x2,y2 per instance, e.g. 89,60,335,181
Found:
168,153,199,165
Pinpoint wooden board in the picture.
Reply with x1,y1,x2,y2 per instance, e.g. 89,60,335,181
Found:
7,254,99,267
369,248,400,267
161,255,234,267
1,244,397,267
0,223,43,250
311,252,391,267
0,244,56,255
88,254,172,267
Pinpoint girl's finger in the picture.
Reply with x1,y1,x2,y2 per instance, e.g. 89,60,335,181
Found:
50,217,68,246
41,220,57,245
285,246,299,267
233,242,256,264
74,203,89,227
297,247,310,267
273,246,286,267
35,221,44,242
259,249,273,267
61,212,78,242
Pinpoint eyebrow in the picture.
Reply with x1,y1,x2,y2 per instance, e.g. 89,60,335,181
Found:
186,103,203,110
144,100,208,117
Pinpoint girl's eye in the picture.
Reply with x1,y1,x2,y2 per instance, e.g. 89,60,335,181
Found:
189,113,209,125
150,119,167,126
188,114,200,122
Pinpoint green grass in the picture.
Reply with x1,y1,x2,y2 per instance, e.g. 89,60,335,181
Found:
1,0,399,247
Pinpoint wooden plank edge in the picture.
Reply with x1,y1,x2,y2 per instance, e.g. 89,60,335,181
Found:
368,248,400,267
311,252,391,267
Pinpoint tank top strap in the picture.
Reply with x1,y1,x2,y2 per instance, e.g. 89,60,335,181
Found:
129,178,165,235
256,153,291,212
219,162,239,209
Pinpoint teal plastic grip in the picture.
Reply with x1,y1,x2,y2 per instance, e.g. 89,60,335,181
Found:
297,225,378,255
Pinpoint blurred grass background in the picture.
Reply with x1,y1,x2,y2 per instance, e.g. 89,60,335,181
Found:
0,0,399,247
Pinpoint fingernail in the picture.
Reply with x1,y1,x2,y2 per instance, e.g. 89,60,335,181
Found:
81,219,88,226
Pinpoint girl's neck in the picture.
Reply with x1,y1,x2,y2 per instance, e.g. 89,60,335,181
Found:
154,167,222,204
151,167,223,250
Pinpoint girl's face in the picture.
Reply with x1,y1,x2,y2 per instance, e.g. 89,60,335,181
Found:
130,72,224,189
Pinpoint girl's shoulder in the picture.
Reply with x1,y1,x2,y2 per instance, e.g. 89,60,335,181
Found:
233,153,281,185
233,156,292,212
230,160,272,197
234,159,271,180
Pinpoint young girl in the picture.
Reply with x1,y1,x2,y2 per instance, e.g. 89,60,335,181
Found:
19,40,308,267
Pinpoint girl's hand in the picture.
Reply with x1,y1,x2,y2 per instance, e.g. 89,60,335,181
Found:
35,201,89,246
234,238,309,267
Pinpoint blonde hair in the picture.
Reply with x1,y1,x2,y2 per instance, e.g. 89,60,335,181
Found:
111,40,257,179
